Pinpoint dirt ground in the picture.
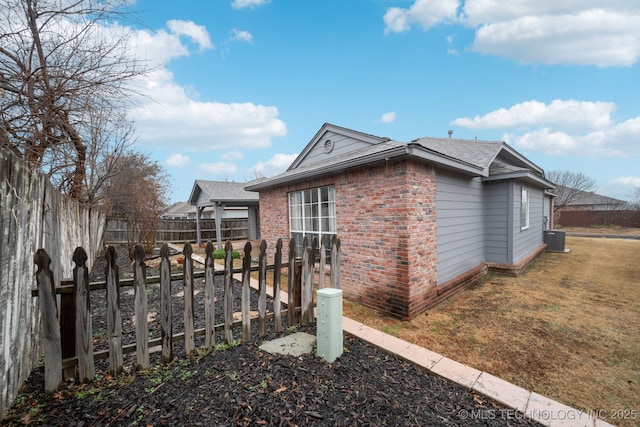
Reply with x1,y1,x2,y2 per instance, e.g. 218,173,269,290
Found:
344,228,640,426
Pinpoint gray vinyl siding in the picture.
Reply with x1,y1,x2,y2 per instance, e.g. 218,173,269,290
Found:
484,181,510,264
295,131,375,168
513,183,544,263
436,171,485,285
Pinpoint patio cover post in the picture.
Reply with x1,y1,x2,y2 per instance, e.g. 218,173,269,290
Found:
196,206,204,247
215,202,224,250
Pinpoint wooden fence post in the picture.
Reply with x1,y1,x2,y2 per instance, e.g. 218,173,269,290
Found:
60,280,76,381
133,244,149,369
273,238,283,333
318,238,326,290
73,247,94,383
330,236,341,289
241,241,252,343
105,246,123,375
34,249,62,392
288,238,299,326
223,240,234,344
306,237,317,323
159,244,173,363
183,243,195,355
204,241,216,349
258,240,267,337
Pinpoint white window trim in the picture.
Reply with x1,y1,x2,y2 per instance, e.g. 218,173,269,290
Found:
288,185,336,255
521,187,530,231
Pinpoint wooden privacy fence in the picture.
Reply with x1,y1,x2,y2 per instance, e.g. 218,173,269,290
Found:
33,236,341,392
104,218,250,244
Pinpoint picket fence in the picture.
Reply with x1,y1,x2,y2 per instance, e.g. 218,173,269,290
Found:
33,236,341,392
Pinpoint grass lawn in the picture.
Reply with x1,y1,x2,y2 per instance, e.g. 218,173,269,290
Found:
344,232,640,426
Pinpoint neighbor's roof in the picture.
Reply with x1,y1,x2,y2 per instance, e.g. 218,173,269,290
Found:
566,188,626,206
189,180,259,206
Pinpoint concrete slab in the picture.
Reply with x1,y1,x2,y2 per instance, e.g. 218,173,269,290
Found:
526,392,597,427
430,357,482,389
472,372,530,412
259,332,316,357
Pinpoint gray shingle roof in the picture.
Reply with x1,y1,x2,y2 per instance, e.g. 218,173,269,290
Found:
415,137,503,170
191,180,259,205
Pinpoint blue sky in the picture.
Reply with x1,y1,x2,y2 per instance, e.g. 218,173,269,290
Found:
121,0,639,203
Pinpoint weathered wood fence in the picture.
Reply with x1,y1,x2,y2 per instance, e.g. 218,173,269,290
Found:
104,218,249,244
33,236,341,391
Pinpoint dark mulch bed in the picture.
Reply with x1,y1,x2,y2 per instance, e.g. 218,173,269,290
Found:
2,246,541,426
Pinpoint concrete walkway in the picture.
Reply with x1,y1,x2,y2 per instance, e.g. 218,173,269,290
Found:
342,317,614,427
236,263,614,427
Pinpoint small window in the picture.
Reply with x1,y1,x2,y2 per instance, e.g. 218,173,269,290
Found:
520,188,529,230
289,185,336,257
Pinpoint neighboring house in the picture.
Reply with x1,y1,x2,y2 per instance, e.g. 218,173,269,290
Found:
245,123,556,320
554,187,636,227
161,201,248,220
188,180,260,248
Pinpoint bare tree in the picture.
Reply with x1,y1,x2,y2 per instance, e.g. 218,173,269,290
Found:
0,0,143,199
547,170,598,212
100,151,171,254
630,187,640,209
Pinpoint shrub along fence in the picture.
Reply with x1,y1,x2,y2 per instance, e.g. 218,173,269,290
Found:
32,236,341,391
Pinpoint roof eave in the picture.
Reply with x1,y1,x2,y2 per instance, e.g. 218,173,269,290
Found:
245,145,409,191
483,171,555,188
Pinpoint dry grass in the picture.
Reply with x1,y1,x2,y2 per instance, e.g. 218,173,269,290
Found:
344,231,640,425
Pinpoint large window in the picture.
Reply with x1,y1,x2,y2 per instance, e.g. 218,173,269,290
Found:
520,187,529,230
289,186,336,256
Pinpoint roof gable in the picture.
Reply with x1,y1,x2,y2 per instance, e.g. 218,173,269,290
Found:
246,123,554,191
288,123,389,170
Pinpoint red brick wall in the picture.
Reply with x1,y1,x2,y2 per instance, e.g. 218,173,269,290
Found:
257,159,438,319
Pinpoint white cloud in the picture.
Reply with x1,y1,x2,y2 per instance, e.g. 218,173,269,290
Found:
384,0,640,66
232,0,270,10
166,153,190,167
133,20,213,64
384,0,459,33
229,29,253,43
250,153,299,177
379,112,397,124
455,100,640,158
611,176,640,187
221,151,244,161
452,100,615,132
129,28,287,151
198,162,238,176
166,20,213,51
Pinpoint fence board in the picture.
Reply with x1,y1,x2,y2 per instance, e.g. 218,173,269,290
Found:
183,243,195,355
105,246,124,375
331,236,341,289
159,244,173,363
288,239,300,326
273,239,283,333
258,240,268,337
223,241,234,344
204,242,216,349
73,247,94,382
34,249,62,392
133,245,149,369
319,239,326,290
241,242,252,343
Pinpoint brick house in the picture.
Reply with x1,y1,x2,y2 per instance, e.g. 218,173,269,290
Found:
245,123,556,319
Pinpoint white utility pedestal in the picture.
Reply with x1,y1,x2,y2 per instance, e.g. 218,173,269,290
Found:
316,288,343,363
